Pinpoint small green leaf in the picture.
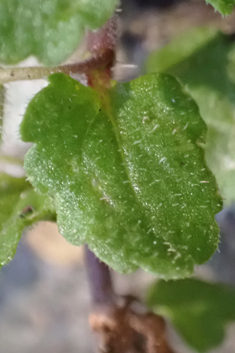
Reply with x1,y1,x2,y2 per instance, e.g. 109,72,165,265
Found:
147,28,235,204
147,278,235,352
21,73,222,279
0,173,55,268
205,0,235,15
0,0,118,66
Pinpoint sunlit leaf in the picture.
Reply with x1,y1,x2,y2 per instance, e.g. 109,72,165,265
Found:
0,173,55,268
147,278,235,352
0,0,118,65
147,28,235,204
20,73,222,279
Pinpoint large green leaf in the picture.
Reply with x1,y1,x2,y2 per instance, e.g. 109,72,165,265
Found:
205,0,235,14
0,173,55,268
20,73,222,279
147,278,235,352
147,28,235,204
0,0,118,65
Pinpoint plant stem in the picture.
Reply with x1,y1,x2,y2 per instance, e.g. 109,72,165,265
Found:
85,245,114,304
0,16,117,85
0,50,114,84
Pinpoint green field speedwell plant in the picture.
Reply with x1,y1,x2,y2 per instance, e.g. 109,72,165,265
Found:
0,0,235,352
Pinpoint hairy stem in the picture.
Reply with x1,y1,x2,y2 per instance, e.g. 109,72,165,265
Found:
85,245,114,304
0,50,114,84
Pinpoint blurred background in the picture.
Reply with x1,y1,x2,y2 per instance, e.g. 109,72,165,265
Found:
1,0,235,352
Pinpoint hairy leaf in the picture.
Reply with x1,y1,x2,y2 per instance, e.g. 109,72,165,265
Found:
0,173,55,268
0,0,118,65
147,28,235,204
147,278,235,352
205,0,235,14
21,73,222,279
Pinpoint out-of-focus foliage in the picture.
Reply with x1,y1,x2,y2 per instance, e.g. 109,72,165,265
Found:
0,173,55,268
206,0,235,15
147,278,235,352
0,0,118,65
0,84,4,143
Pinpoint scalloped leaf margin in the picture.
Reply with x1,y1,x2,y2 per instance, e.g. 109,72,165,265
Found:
20,72,222,279
146,27,235,205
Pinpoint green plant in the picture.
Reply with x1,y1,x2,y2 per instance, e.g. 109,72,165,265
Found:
0,0,235,352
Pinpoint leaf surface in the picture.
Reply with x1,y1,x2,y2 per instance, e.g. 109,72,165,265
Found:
0,173,55,268
205,0,235,14
21,73,222,279
0,0,118,65
147,28,235,204
147,278,235,352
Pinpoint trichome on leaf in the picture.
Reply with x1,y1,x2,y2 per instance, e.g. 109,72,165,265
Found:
147,27,235,205
19,72,222,279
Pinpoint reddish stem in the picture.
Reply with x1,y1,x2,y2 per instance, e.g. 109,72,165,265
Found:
0,17,118,85
86,16,117,88
85,245,114,304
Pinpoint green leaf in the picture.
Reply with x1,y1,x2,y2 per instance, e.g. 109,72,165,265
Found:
0,84,4,143
147,28,235,204
0,173,55,268
205,0,235,15
147,278,235,352
0,0,118,66
20,73,222,279
147,27,218,74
